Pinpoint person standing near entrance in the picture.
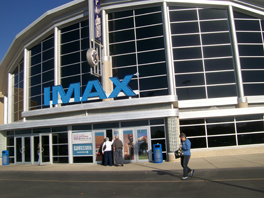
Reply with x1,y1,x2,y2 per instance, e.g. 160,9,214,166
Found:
113,135,124,167
37,143,40,166
102,137,114,166
179,133,194,180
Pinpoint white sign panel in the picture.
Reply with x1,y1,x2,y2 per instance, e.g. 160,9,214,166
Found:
72,132,92,144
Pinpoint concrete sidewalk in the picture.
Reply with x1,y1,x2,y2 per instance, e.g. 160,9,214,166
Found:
0,153,263,172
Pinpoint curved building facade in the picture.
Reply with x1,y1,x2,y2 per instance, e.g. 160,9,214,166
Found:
0,0,264,165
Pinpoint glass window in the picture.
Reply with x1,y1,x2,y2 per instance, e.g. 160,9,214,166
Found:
72,125,91,131
199,8,227,20
135,7,161,15
52,133,68,144
238,133,264,145
121,120,148,127
137,37,164,51
171,22,199,34
170,10,197,22
206,72,235,84
204,58,234,71
203,45,232,58
177,87,206,100
139,76,168,90
200,20,229,32
93,123,119,129
108,10,133,20
207,85,237,98
113,67,137,79
176,73,205,87
173,47,202,60
237,32,262,43
235,20,260,31
61,41,80,55
61,29,80,43
189,137,207,149
135,13,162,27
138,50,165,64
138,63,167,77
7,137,14,146
136,25,163,39
244,83,264,96
172,34,200,47
236,121,264,133
206,117,234,123
240,57,264,69
53,145,68,156
202,33,231,45
242,71,264,82
109,29,135,43
207,123,235,135
208,135,236,147
236,114,263,121
180,119,204,125
110,42,135,55
150,119,164,125
151,126,165,139
112,54,136,68
174,60,203,73
180,125,205,136
109,17,134,31
239,45,264,56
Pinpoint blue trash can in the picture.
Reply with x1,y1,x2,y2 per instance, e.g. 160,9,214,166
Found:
2,150,9,166
153,144,163,163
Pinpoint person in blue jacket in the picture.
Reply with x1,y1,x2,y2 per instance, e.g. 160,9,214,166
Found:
180,133,194,180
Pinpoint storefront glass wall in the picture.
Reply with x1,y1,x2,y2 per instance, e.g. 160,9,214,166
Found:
108,6,168,98
29,35,55,110
180,114,264,149
234,11,264,96
11,60,24,122
170,7,237,100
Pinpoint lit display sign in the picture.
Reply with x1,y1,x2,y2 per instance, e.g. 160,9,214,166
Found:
73,143,93,156
44,74,136,106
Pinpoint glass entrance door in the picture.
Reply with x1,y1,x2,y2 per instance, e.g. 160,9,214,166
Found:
39,134,52,165
135,128,151,161
15,137,31,164
94,131,106,163
118,127,151,162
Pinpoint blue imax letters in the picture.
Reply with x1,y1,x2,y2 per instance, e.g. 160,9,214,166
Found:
44,75,136,106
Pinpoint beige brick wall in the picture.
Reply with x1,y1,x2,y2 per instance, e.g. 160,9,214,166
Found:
191,145,264,158
168,145,264,161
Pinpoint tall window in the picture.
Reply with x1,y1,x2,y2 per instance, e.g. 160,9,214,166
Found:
234,11,264,96
180,114,264,149
109,7,168,98
29,35,54,110
170,7,237,100
60,20,100,104
11,60,24,121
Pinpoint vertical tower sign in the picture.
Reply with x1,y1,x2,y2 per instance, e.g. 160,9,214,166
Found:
94,0,101,42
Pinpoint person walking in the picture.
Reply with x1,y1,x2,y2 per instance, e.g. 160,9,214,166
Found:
102,137,114,166
179,133,194,180
113,135,124,167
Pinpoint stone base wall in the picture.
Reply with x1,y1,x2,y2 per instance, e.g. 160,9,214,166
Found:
167,145,264,161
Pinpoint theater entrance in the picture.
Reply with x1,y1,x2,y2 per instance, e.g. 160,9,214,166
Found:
15,136,32,164
113,127,151,163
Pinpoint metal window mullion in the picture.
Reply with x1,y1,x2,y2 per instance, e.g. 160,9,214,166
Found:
228,5,246,102
197,8,208,99
205,119,209,148
163,2,176,96
133,10,140,97
259,19,264,53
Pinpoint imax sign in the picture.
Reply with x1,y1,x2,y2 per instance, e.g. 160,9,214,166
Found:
44,75,136,106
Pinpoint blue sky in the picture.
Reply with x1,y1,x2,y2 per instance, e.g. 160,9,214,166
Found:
0,0,74,63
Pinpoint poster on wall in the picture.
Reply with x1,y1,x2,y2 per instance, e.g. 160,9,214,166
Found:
73,144,93,156
72,132,92,144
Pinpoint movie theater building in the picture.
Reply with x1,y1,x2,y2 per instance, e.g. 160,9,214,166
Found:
0,0,264,165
